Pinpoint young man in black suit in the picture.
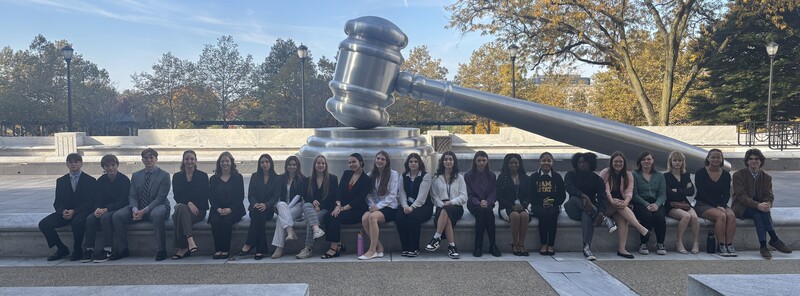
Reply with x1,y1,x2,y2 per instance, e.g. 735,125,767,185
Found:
38,153,96,261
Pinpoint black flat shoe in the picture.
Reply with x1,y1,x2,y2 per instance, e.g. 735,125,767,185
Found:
189,247,198,254
254,253,264,260
617,251,634,259
47,248,69,261
338,244,346,253
237,248,253,256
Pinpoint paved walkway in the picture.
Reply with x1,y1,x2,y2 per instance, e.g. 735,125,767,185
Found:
1,251,799,295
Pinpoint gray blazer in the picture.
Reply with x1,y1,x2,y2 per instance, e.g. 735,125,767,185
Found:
128,166,171,213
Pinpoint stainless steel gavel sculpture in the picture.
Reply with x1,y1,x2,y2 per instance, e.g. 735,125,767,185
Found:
326,16,717,170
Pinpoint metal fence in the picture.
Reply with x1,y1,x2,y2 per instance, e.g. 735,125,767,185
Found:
737,121,800,150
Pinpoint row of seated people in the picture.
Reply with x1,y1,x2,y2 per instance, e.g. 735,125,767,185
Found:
39,147,791,262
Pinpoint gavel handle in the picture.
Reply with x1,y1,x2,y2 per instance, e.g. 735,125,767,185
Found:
394,71,715,170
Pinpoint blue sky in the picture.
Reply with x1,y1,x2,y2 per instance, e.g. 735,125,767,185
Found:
1,0,596,90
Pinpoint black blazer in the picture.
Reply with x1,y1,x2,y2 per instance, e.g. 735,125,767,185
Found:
496,173,532,211
248,171,280,209
337,170,370,213
209,173,246,219
172,170,210,212
94,172,130,211
275,174,307,204
54,172,96,214
530,170,566,208
304,174,339,211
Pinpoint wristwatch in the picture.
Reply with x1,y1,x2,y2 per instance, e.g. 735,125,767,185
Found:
336,201,342,207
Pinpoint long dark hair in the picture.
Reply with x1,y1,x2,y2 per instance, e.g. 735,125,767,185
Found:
497,153,526,191
371,150,392,196
607,151,628,191
214,151,238,176
469,150,492,177
256,153,277,178
436,151,459,184
403,153,426,175
307,155,331,199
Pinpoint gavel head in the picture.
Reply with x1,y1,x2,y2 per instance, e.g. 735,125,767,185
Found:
326,16,408,129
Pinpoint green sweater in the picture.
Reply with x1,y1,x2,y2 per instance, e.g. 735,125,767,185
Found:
632,170,667,207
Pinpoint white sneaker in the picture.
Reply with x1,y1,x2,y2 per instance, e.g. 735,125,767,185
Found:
313,228,325,239
296,248,313,259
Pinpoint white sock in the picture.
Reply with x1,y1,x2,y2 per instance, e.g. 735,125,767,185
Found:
449,242,456,247
433,232,442,239
104,247,112,252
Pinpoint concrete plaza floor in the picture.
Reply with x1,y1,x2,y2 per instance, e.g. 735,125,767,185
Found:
1,251,799,295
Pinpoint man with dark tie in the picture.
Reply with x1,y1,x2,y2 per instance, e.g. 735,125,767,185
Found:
38,153,96,261
111,148,171,261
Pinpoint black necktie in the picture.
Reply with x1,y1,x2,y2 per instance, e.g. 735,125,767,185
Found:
139,172,152,209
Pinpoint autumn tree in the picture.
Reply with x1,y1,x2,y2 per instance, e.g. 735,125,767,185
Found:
197,35,254,128
454,42,524,133
388,45,462,130
0,35,120,135
447,0,732,126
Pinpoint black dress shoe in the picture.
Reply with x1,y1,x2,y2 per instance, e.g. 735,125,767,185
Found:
472,248,483,257
617,251,635,259
69,250,82,261
109,249,129,261
489,245,501,257
47,248,69,261
155,251,167,261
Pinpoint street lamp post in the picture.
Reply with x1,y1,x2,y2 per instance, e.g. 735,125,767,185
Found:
509,44,519,99
297,44,308,128
62,45,74,132
766,41,778,129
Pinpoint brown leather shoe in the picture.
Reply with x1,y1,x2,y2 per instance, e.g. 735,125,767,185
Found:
769,239,793,254
760,247,772,259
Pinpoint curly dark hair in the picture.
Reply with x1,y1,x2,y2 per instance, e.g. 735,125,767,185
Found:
570,152,597,171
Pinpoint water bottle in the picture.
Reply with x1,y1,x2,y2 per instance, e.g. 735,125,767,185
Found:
706,230,715,254
357,231,365,256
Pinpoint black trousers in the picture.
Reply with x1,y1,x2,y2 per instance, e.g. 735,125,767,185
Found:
395,204,433,252
531,205,560,246
39,211,91,251
84,210,115,250
467,204,496,248
208,212,241,252
633,203,666,244
245,208,275,253
324,209,364,243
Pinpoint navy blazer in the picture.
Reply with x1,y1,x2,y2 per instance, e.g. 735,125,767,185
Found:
53,171,96,214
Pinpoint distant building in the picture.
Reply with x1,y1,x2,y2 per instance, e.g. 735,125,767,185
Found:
532,75,591,86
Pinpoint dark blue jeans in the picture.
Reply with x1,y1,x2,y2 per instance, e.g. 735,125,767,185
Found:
742,207,774,242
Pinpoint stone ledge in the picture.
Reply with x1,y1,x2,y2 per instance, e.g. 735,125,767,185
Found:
2,208,798,257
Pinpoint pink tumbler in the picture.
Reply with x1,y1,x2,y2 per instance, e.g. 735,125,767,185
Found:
357,231,364,256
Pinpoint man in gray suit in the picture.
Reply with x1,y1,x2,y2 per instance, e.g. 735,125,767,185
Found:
111,148,171,261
